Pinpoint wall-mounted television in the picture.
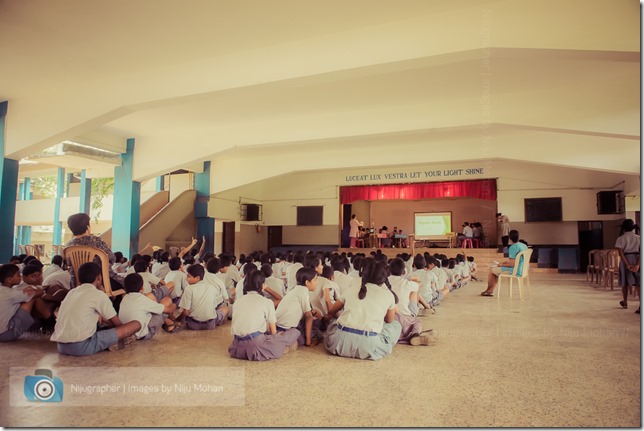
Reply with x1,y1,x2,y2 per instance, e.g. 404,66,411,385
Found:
524,197,562,222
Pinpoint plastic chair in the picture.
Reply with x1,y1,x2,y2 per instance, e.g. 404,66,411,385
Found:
592,249,607,286
62,245,125,297
602,248,620,290
497,248,533,300
169,246,180,257
462,238,473,248
586,250,598,282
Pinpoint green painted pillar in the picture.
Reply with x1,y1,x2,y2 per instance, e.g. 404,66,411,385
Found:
195,161,214,255
52,167,65,246
0,101,19,263
79,169,91,214
112,138,140,258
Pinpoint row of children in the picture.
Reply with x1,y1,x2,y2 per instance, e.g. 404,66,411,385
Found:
1,239,478,361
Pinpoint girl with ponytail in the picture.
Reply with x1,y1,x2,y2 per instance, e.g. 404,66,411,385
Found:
228,269,299,361
324,260,402,360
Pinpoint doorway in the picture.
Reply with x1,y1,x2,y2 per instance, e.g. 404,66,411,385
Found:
267,226,283,250
222,222,235,256
578,221,603,272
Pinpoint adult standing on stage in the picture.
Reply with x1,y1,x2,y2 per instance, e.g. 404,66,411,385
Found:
497,212,511,250
349,214,364,248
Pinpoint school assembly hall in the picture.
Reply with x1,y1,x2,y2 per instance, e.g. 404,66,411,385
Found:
0,0,640,427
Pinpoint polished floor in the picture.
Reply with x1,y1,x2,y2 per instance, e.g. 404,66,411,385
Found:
1,273,640,427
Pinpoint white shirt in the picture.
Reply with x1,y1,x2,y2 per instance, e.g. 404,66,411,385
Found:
430,267,447,291
0,286,33,334
462,225,473,237
231,291,275,336
388,275,418,316
286,263,303,291
50,283,117,343
138,272,162,294
265,276,286,298
334,271,351,295
223,266,241,294
153,262,170,279
616,231,640,253
43,270,72,290
42,264,63,280
204,272,229,305
337,283,396,333
409,269,433,298
164,270,188,299
275,285,312,328
118,293,165,339
349,218,363,238
459,261,470,276
310,277,340,315
179,280,220,322
235,278,245,298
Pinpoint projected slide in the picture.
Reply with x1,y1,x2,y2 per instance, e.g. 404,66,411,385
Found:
414,212,452,239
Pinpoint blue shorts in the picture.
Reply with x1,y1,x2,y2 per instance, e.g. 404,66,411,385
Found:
57,328,119,356
0,308,35,342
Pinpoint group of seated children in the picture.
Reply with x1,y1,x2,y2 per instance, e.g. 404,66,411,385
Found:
0,244,479,362
356,225,408,248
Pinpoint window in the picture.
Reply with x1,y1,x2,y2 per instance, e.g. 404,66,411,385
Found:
297,206,323,226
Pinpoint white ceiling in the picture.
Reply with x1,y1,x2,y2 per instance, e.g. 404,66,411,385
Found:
0,0,639,189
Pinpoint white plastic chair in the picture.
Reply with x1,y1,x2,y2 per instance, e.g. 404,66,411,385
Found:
497,248,533,300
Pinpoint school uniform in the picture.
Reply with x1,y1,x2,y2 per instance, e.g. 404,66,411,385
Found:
43,270,72,290
204,272,229,304
265,276,286,299
179,280,226,330
137,271,169,302
50,283,119,356
285,263,303,292
275,285,313,344
324,283,402,360
0,286,35,342
309,277,340,315
228,291,300,361
222,266,241,299
409,269,434,303
164,270,188,301
388,276,423,343
334,271,351,295
615,231,640,287
429,267,447,293
118,292,165,339
42,264,63,280
153,262,170,279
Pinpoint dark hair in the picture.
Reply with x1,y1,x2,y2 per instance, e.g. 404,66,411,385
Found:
78,262,101,284
67,213,91,236
23,255,40,266
114,251,123,262
321,265,334,280
303,255,321,271
260,263,273,278
413,254,427,270
51,255,64,266
243,269,265,295
22,264,43,277
206,257,221,274
124,273,144,293
509,230,520,244
168,256,182,271
0,264,20,284
24,258,44,270
359,260,397,303
220,254,232,268
133,261,148,273
183,255,195,265
467,256,474,262
159,251,170,263
389,258,406,276
243,262,256,277
621,218,635,233
187,264,205,280
296,267,318,286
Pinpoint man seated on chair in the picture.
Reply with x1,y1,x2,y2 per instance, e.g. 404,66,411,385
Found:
480,230,527,297
457,222,474,247
50,262,141,355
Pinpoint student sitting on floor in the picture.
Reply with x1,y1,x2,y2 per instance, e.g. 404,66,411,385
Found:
455,253,471,286
324,259,403,360
178,264,229,330
43,255,64,279
260,263,286,306
275,267,321,346
50,262,141,355
0,264,51,341
228,269,300,361
204,257,231,310
119,273,178,339
388,258,432,346
467,256,478,281
132,260,174,303
428,256,449,300
218,254,241,303
164,257,188,306
409,254,435,313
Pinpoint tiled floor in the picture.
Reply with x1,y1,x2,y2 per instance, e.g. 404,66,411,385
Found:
1,274,640,427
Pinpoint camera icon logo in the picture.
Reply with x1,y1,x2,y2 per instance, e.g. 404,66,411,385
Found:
24,368,64,402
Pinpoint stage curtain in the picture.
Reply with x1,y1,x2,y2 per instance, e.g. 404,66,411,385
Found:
339,179,497,204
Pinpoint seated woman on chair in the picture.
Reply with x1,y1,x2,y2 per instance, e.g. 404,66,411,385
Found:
480,230,527,297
